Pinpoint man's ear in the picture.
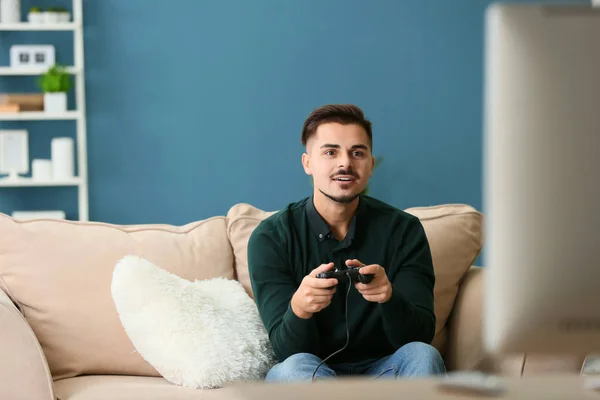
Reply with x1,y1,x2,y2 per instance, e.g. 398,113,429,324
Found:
301,152,312,175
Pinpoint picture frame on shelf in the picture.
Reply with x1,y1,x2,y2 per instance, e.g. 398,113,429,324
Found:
0,130,29,180
10,45,55,69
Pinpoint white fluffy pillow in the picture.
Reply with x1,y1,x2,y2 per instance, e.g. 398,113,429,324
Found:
110,255,276,389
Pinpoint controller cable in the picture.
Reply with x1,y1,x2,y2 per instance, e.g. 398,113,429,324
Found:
311,273,352,382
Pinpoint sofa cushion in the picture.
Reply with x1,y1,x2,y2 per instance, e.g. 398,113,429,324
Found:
226,201,483,356
405,204,483,354
0,214,234,381
226,203,276,298
111,255,275,389
54,375,238,400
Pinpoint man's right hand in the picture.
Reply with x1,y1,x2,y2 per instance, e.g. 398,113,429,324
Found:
290,262,338,319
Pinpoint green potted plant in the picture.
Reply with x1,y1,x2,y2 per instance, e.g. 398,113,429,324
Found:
38,65,72,113
27,7,44,23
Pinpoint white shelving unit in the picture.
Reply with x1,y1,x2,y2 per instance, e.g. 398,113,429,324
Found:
0,0,88,221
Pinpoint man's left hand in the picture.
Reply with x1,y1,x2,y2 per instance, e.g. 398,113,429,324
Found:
345,259,392,303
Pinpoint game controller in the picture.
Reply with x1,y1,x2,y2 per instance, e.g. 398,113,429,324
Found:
316,266,374,284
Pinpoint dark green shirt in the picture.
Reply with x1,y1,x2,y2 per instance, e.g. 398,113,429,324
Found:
247,195,436,364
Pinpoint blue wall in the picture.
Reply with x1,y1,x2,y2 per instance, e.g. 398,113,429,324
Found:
0,0,581,225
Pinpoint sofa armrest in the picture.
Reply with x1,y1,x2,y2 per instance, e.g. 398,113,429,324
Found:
444,266,525,375
0,284,54,400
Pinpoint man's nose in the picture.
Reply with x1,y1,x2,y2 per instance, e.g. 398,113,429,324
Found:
338,154,352,169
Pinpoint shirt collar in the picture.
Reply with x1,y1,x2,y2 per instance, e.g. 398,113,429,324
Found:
305,195,361,244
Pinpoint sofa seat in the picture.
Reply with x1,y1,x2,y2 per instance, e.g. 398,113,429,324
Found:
53,375,240,400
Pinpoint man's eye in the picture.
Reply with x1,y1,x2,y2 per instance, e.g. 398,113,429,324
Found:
325,150,335,156
353,151,364,157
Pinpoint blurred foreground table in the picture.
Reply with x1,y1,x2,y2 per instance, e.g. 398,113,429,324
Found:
227,374,600,399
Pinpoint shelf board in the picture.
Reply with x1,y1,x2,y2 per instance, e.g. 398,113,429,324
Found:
0,177,82,187
0,22,79,31
0,66,79,75
0,111,81,120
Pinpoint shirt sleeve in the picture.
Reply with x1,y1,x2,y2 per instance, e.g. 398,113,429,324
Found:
247,221,321,362
379,216,436,348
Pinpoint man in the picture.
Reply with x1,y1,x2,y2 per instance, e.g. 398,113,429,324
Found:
247,104,445,382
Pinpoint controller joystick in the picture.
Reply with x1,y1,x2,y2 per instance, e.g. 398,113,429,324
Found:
316,266,374,284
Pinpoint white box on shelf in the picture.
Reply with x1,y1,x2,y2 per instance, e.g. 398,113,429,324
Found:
32,159,53,180
11,210,66,220
0,130,29,178
51,137,74,180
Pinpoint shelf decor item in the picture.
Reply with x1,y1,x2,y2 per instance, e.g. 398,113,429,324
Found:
0,0,21,23
49,7,71,22
10,45,55,69
32,158,52,180
27,6,44,23
0,130,29,180
57,7,71,22
51,137,74,180
38,65,72,113
44,7,61,23
12,210,66,220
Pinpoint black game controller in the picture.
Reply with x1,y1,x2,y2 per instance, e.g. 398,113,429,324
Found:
316,266,374,284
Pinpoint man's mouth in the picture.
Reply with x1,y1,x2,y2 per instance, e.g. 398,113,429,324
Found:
333,175,356,182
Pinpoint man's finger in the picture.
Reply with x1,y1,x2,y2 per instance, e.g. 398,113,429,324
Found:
362,294,384,303
345,259,365,268
357,287,385,296
308,276,338,288
355,281,379,291
310,287,337,296
358,264,381,275
310,262,335,277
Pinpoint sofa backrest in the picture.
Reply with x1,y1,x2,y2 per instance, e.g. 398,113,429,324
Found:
0,214,234,381
226,202,484,357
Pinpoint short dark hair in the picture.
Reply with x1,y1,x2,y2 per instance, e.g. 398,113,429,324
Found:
301,104,372,148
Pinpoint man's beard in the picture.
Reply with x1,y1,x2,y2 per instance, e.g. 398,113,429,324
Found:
318,188,360,204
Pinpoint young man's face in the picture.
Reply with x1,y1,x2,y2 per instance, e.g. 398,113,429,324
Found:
302,122,374,204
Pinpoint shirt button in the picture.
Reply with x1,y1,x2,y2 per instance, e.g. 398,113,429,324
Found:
319,234,323,239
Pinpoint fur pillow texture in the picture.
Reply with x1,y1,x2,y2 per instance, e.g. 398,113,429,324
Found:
110,255,276,389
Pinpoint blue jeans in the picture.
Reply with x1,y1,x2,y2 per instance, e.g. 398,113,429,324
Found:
265,342,446,382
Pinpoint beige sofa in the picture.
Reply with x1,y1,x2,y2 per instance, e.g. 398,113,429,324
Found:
0,202,584,400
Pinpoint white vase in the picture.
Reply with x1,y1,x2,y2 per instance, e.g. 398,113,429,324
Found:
0,0,22,23
58,12,70,22
44,11,60,23
51,137,75,180
44,92,67,113
27,12,44,23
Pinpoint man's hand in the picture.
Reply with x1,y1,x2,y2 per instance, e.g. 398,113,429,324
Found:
345,259,393,303
290,262,338,319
